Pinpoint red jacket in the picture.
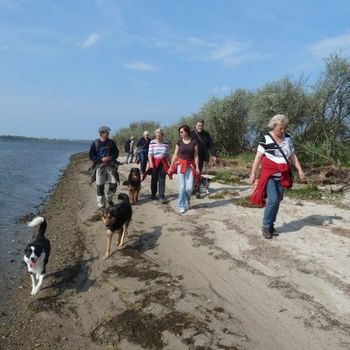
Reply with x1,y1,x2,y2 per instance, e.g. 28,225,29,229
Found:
250,156,292,207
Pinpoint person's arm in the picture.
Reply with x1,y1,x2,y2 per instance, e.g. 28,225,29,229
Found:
148,142,154,167
290,153,305,180
194,144,200,173
89,141,98,163
169,144,179,171
112,140,119,160
249,151,264,184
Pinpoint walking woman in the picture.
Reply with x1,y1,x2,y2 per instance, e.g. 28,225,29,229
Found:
148,128,170,203
249,114,305,239
168,125,200,214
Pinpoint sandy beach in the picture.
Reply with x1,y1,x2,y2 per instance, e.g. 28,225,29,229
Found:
1,152,350,350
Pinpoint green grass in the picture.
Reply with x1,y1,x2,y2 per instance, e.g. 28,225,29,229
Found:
208,190,240,199
234,195,260,208
285,184,344,203
212,170,241,184
285,185,323,200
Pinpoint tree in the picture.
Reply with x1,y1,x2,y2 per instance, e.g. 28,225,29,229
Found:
304,55,350,164
249,77,312,144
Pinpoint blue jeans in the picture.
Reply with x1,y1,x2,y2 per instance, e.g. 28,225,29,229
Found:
263,178,283,229
177,165,194,209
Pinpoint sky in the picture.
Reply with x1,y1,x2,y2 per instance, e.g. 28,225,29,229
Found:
1,0,350,140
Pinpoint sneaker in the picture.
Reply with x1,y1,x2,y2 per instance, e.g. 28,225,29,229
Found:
196,192,201,199
151,195,158,200
179,208,186,214
270,226,279,236
262,227,272,239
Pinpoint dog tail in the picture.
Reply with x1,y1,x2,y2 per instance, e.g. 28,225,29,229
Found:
28,216,47,238
117,192,130,203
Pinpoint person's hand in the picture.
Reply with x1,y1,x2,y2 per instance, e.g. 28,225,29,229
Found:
195,168,201,175
249,174,256,185
211,156,217,166
298,168,305,180
101,156,112,163
149,162,154,168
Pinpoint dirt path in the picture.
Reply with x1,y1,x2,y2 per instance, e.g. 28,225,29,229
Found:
1,153,350,349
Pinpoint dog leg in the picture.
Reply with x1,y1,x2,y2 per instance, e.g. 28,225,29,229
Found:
117,227,127,247
30,273,36,295
104,232,113,259
32,274,45,295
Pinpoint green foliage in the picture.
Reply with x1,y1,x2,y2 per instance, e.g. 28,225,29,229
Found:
111,54,350,167
112,120,161,150
300,55,350,165
202,90,252,154
249,76,313,143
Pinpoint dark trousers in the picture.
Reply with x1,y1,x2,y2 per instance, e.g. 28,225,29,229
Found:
151,164,166,198
139,150,148,174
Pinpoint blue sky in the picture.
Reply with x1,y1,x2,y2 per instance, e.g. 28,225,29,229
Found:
1,0,349,139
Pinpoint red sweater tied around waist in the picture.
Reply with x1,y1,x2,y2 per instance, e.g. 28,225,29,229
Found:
250,156,293,207
168,158,201,189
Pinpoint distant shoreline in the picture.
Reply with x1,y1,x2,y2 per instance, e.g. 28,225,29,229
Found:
0,135,91,143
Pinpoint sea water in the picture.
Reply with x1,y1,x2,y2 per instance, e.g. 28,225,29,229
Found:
0,137,90,316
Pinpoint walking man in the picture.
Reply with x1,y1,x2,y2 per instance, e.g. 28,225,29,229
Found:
89,126,119,209
191,119,217,198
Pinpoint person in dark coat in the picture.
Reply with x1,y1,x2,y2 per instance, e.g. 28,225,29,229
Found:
136,131,151,175
191,119,217,197
190,119,217,173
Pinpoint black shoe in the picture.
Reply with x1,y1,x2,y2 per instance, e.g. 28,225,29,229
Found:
107,200,114,207
270,226,279,236
159,197,167,204
151,195,158,200
195,192,201,199
262,227,272,239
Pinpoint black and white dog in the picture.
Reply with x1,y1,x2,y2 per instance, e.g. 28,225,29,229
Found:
24,216,51,295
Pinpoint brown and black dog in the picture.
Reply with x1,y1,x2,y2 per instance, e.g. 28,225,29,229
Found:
123,167,141,205
101,193,132,259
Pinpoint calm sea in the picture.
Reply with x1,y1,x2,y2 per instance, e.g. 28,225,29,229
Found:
0,138,90,316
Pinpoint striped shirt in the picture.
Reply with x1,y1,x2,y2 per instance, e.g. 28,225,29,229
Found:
148,139,169,159
257,133,295,178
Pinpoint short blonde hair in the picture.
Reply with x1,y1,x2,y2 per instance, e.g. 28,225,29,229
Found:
155,128,164,135
268,114,289,130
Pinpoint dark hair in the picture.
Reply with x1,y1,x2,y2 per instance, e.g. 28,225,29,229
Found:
196,119,205,124
178,124,191,135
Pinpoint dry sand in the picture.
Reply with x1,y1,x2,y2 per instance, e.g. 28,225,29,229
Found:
1,152,350,350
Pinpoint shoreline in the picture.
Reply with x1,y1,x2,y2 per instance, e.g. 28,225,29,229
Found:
0,152,88,323
2,152,350,349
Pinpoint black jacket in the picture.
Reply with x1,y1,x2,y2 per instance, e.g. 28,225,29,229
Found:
190,129,216,162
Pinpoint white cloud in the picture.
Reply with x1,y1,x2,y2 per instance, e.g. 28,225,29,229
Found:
81,33,100,48
309,31,350,58
123,62,161,71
